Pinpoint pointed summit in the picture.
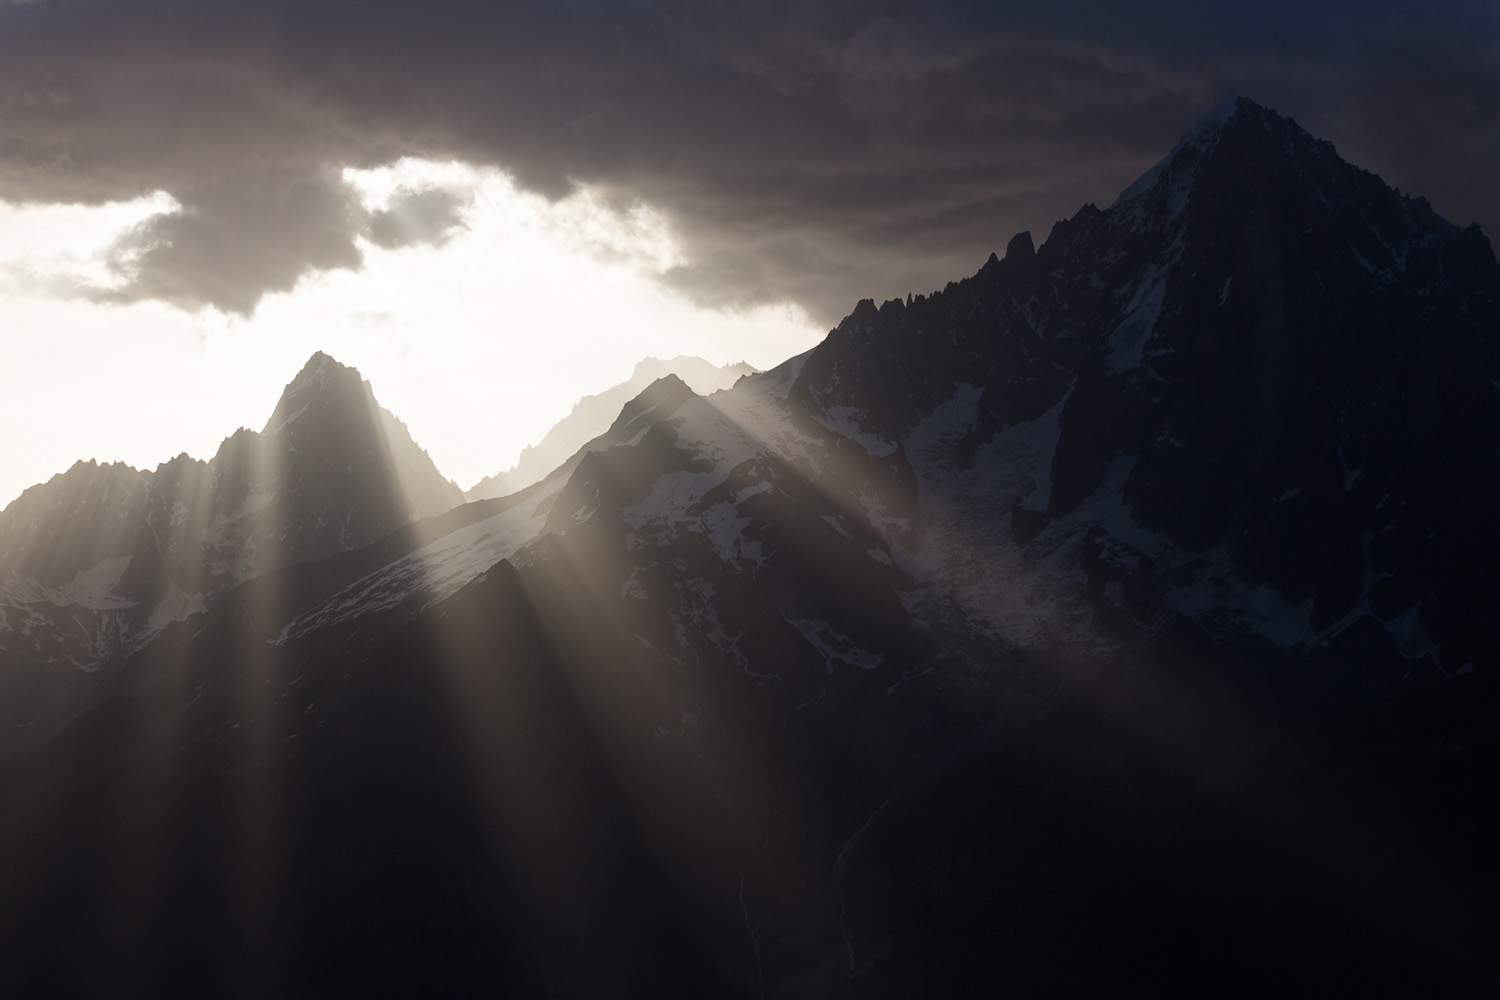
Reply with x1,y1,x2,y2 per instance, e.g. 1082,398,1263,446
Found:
1182,92,1244,141
467,355,757,502
1107,96,1335,229
291,349,344,384
793,92,1498,662
607,373,696,437
250,354,463,549
264,351,369,436
0,348,464,685
282,349,356,402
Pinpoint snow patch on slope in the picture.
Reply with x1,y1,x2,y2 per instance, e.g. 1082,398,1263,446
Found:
736,348,811,401
620,396,779,547
994,384,1071,511
145,583,208,638
0,556,135,613
46,555,136,611
202,490,277,583
891,385,1109,659
701,484,771,569
1106,267,1169,374
274,483,561,643
787,616,884,672
817,406,897,457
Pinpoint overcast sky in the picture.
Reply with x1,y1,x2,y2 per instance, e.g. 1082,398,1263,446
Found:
2,0,1496,506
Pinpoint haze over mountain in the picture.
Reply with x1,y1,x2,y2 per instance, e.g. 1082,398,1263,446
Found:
467,356,755,501
0,98,1495,996
0,352,461,733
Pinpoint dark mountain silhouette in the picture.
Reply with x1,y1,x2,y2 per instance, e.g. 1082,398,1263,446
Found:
0,351,463,739
0,98,1496,996
466,355,755,500
786,95,1499,709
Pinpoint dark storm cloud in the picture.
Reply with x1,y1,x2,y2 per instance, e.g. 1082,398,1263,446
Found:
96,174,364,313
0,0,1495,323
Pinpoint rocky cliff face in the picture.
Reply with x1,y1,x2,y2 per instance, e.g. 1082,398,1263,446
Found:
789,96,1499,684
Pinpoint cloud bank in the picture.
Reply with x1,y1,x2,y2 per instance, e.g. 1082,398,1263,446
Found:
1,0,1495,323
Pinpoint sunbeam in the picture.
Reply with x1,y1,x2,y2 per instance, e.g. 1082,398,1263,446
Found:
1,66,1496,995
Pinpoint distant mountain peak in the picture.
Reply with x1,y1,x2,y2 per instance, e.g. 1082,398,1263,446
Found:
298,348,342,374
467,356,759,501
607,373,696,436
631,355,755,383
263,352,371,436
284,349,350,393
251,353,464,534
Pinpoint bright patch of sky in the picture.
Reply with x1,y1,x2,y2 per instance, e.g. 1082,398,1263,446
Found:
0,161,823,507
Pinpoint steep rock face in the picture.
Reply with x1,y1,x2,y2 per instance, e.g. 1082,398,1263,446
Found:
788,96,1499,680
0,352,464,690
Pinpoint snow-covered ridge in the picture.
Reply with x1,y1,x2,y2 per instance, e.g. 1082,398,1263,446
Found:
273,479,563,644
613,369,892,561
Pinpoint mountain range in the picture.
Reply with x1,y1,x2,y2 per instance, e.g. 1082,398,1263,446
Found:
0,353,462,738
466,355,755,501
0,97,1496,997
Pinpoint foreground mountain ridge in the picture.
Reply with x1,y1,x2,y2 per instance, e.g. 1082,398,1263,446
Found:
0,97,1496,995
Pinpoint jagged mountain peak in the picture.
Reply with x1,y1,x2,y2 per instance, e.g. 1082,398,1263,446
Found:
466,356,758,501
280,349,361,404
263,351,373,436
607,373,696,436
1110,95,1327,220
0,349,464,680
0,458,148,529
247,354,464,549
805,93,1492,411
291,348,349,385
631,355,753,383
784,95,1499,669
1182,92,1246,142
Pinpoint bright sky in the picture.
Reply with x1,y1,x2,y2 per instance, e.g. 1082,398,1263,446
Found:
0,160,824,509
